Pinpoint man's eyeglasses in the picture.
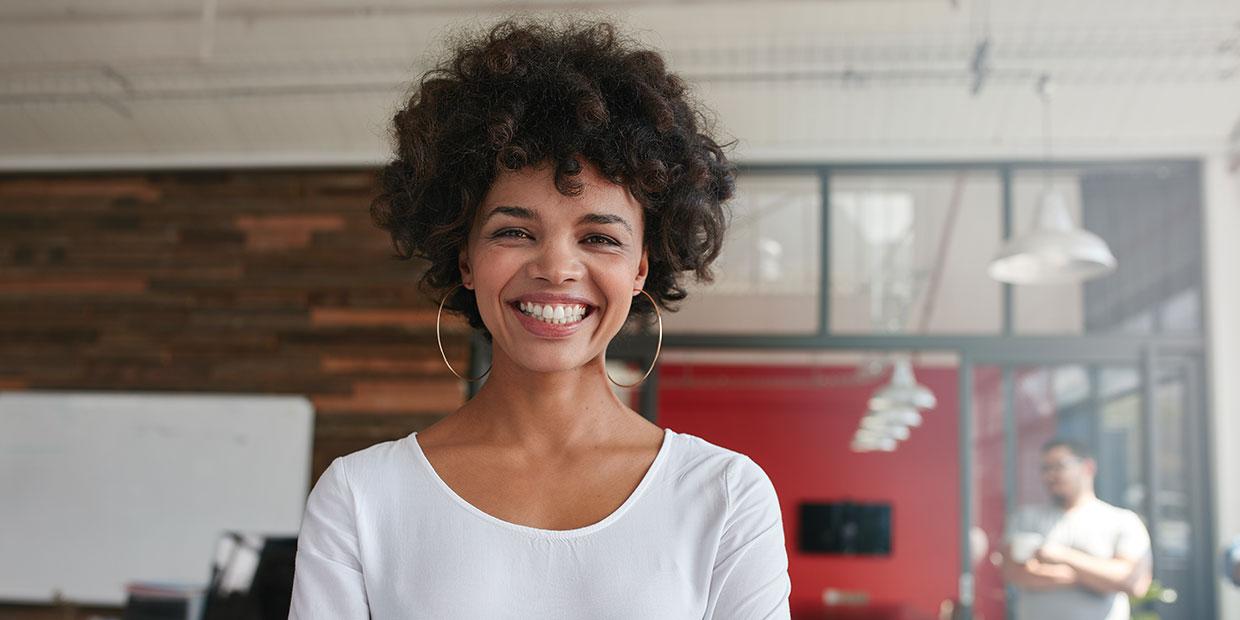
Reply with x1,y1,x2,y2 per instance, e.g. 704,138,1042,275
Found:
1040,457,1082,474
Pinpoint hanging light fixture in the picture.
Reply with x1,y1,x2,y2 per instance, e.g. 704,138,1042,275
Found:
867,357,937,411
859,416,912,441
851,440,896,453
853,361,932,453
851,429,898,453
988,190,1117,284
988,75,1117,285
862,406,923,429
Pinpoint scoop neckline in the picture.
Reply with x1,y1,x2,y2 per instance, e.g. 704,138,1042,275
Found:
408,426,674,539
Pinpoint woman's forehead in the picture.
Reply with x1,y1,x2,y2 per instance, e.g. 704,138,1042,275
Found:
480,163,642,222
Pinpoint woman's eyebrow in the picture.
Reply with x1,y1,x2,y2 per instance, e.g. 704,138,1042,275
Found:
578,212,632,235
483,205,632,235
482,205,536,225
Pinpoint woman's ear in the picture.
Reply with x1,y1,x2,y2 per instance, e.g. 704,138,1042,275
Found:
633,249,649,294
458,246,473,290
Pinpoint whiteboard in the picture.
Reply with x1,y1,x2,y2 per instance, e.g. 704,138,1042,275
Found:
0,390,314,605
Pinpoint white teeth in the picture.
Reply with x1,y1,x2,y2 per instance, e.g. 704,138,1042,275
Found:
518,302,588,325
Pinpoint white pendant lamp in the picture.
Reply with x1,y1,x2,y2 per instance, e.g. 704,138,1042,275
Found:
854,360,933,453
859,416,912,440
851,441,897,453
868,358,937,412
988,75,1118,285
851,430,898,453
988,189,1117,285
863,406,923,429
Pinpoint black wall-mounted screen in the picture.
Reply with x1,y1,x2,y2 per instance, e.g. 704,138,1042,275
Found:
798,501,892,555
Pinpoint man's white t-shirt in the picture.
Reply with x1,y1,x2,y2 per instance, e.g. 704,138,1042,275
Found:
1004,498,1151,620
288,427,792,619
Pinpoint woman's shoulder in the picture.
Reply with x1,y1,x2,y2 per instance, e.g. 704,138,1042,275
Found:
669,429,764,467
664,429,729,467
323,432,420,489
664,431,783,539
663,430,775,501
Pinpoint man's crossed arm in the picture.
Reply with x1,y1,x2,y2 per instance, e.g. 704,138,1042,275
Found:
1000,542,1152,598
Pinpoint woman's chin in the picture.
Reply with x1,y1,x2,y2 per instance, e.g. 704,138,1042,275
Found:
493,347,600,376
513,359,593,375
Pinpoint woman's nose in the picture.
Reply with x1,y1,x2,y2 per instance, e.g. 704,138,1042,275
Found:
528,236,585,283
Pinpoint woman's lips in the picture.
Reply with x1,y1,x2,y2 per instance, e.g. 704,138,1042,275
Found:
508,302,594,338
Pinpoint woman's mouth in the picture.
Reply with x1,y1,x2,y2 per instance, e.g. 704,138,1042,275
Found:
508,301,596,337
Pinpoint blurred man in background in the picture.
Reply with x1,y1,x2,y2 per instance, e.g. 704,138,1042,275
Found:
1001,438,1152,620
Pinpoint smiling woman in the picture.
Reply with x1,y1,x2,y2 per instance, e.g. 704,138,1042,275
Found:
464,160,650,373
288,17,792,620
370,19,734,341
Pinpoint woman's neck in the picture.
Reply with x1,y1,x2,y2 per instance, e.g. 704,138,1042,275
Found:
454,353,636,456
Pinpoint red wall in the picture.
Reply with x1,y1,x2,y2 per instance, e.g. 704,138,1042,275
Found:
658,362,961,619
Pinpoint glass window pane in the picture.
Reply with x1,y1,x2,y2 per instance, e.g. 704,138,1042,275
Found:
1098,371,1144,511
971,364,1147,620
1153,367,1196,619
970,365,1009,620
830,171,1002,334
662,173,820,335
1160,287,1202,333
1012,162,1202,335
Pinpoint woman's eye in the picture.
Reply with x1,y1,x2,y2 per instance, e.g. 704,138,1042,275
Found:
585,235,620,246
492,229,617,246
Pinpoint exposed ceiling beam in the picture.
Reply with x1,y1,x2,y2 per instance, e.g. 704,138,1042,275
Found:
0,0,935,24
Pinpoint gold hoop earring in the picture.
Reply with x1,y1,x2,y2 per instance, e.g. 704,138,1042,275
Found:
437,283,491,382
606,289,663,389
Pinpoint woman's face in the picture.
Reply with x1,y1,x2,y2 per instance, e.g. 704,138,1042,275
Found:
459,159,648,375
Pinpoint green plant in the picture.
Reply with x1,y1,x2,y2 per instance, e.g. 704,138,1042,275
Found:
1130,579,1172,620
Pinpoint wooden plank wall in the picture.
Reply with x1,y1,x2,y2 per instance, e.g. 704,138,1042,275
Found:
0,168,470,486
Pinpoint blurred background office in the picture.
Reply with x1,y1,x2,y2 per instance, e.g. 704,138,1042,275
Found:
2,1,1239,619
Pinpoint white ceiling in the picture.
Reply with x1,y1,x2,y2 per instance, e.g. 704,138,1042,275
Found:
1,0,1238,170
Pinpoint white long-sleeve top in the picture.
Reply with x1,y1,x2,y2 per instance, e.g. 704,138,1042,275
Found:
288,426,792,619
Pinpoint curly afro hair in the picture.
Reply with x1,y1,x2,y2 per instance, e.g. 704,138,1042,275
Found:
370,18,735,341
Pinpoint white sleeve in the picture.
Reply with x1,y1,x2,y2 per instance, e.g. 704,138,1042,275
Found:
703,455,792,620
289,457,371,620
1115,510,1151,561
